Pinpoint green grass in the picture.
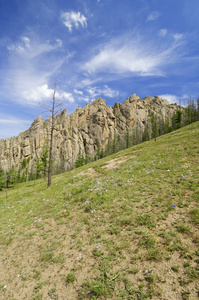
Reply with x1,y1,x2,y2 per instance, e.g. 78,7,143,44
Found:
0,122,199,299
66,272,75,283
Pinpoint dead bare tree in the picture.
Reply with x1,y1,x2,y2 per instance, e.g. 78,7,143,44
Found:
41,83,62,187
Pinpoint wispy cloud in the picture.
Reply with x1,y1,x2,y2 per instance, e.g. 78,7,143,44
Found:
173,33,183,41
0,117,30,125
21,36,30,48
0,115,31,139
159,29,167,37
71,84,119,104
74,89,83,95
101,85,119,98
86,85,119,99
147,11,161,21
83,34,183,77
1,36,72,106
61,11,87,32
7,35,59,57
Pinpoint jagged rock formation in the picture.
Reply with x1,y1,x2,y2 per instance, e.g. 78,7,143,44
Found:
0,94,180,172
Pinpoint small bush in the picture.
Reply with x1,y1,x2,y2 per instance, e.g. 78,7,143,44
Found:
66,272,75,283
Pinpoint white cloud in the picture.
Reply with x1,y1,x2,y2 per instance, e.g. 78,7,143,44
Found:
22,84,53,103
7,44,26,54
87,85,119,99
56,38,63,46
159,94,179,104
2,36,70,106
83,35,182,77
57,91,74,103
21,36,30,48
7,35,63,60
78,78,96,87
147,11,161,21
173,33,183,41
74,89,83,95
88,87,98,98
61,11,87,32
83,97,90,102
159,94,189,104
23,84,74,104
0,118,30,125
101,85,119,97
159,29,167,37
7,36,31,54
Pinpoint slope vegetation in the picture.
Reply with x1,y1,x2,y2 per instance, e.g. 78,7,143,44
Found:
0,122,199,300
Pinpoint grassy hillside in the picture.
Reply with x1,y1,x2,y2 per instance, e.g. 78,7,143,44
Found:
0,122,199,300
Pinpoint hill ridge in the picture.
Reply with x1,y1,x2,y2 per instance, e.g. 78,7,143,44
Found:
0,122,198,299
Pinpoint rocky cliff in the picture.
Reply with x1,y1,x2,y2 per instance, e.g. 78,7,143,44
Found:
0,94,180,173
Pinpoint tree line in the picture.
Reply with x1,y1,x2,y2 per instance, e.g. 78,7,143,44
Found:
74,98,199,167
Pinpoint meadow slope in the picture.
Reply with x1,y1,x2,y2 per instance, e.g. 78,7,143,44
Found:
0,122,199,300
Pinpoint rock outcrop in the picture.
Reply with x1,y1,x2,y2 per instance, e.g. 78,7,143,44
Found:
0,94,180,172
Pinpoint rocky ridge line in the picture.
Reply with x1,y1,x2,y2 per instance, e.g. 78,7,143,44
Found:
0,93,179,172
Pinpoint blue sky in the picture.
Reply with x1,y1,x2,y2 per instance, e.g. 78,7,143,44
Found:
0,0,199,139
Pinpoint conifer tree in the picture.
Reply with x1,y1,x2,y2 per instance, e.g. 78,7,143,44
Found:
112,135,116,153
150,115,158,141
197,98,199,121
126,128,131,148
106,140,111,156
0,166,4,191
75,151,85,168
40,143,49,180
117,134,122,151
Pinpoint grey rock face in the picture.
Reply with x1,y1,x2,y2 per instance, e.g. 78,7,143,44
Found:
0,94,180,172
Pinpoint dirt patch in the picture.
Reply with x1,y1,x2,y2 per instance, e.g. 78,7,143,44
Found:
101,155,136,170
78,167,99,177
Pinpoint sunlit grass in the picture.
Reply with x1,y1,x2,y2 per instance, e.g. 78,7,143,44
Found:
0,122,199,299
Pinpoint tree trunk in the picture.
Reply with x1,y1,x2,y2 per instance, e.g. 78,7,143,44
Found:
48,87,56,187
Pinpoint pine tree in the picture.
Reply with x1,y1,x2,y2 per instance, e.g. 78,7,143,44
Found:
117,134,122,151
197,98,199,121
106,140,111,156
126,128,131,148
36,159,42,178
142,123,149,142
132,131,137,146
0,167,4,191
175,110,183,129
184,99,198,125
40,143,49,180
150,115,158,141
112,135,116,154
75,151,85,168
